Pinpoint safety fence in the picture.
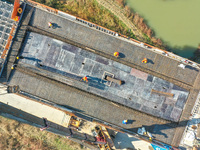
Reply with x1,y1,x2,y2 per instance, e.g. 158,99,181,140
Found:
76,17,118,37
25,0,200,70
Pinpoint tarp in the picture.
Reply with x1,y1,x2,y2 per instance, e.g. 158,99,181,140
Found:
151,144,172,150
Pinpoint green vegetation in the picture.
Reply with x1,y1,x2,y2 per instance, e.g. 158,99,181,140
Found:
34,0,165,49
7,0,165,48
34,0,136,38
0,116,86,150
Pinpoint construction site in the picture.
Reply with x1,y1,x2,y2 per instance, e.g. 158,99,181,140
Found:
1,0,200,149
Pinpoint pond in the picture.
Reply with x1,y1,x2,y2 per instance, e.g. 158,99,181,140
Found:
126,0,200,58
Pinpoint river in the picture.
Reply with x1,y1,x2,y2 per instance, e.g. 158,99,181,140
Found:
126,0,200,58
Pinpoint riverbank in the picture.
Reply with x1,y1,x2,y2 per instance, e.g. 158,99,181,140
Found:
125,0,200,59
32,0,165,49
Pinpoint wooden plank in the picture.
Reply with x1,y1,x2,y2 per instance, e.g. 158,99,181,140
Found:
151,89,174,97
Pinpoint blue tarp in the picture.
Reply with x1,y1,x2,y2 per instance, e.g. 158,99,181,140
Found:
151,144,172,150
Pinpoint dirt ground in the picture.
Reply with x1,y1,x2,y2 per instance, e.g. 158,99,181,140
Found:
0,116,87,150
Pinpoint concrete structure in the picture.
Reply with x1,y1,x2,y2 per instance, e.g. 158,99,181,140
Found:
1,0,200,149
0,0,15,64
0,84,155,150
16,32,189,122
113,132,152,149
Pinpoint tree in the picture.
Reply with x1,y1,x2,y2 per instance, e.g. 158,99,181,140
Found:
36,0,46,4
157,38,163,46
151,37,157,43
125,5,131,17
133,13,140,25
146,28,152,38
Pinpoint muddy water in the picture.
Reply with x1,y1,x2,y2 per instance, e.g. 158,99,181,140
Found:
126,0,200,58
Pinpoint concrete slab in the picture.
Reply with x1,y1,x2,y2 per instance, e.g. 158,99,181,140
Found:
130,68,148,80
113,132,152,150
0,92,71,127
17,32,190,122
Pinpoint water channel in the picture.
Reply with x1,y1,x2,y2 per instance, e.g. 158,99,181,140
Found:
126,0,200,58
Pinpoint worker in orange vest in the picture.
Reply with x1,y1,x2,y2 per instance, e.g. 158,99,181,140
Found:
142,58,148,63
80,76,88,83
114,52,119,58
48,22,52,28
14,16,20,22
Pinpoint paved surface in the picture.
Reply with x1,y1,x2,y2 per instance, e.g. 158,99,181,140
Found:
113,132,152,150
0,89,71,127
1,4,33,81
3,3,200,147
9,69,178,145
29,7,199,87
0,86,98,149
0,85,153,150
18,32,189,122
180,92,200,149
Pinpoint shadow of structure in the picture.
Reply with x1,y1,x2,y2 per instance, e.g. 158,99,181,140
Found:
87,76,107,84
147,58,154,64
52,23,62,29
185,65,199,71
127,120,135,124
36,63,108,90
113,132,136,149
170,45,197,59
119,52,125,58
128,118,200,140
21,56,42,62
87,76,107,90
36,62,82,81
0,102,98,148
61,105,84,113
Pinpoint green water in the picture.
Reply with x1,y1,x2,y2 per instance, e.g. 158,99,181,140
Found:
126,0,200,58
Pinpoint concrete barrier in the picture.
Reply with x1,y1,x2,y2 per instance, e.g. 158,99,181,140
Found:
58,11,76,21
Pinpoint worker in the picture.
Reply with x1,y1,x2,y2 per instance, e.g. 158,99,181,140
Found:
40,118,49,131
146,131,153,140
11,64,17,70
16,56,24,60
142,58,148,63
80,76,88,83
48,22,52,28
14,16,20,22
114,52,119,58
122,120,128,124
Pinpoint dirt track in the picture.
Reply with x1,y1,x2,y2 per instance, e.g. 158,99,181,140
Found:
96,0,144,40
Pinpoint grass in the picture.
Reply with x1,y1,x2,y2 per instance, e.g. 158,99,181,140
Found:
34,0,136,39
0,116,87,150
34,0,167,48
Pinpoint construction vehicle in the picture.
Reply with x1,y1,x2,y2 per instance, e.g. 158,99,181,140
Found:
93,126,114,150
68,116,81,131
